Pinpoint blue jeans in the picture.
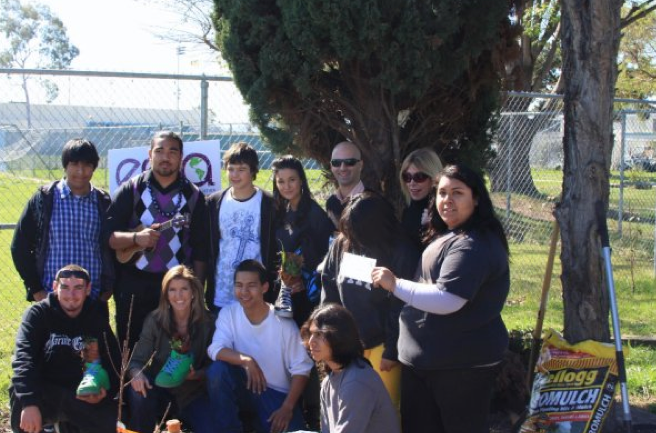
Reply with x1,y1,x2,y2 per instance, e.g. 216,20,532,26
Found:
207,360,306,433
128,381,214,433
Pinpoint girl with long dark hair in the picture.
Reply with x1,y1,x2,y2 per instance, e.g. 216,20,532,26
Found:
372,164,510,433
271,155,335,325
321,192,420,409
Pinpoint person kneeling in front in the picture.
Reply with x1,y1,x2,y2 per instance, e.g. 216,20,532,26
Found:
207,259,313,433
9,264,120,433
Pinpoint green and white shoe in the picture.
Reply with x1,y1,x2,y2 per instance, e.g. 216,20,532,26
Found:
155,350,194,388
76,361,110,396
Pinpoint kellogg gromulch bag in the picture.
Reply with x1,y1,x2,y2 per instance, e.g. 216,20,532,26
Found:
520,329,625,433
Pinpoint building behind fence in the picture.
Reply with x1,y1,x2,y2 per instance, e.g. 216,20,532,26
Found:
0,69,655,389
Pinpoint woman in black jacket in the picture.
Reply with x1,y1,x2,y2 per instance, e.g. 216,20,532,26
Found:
321,192,420,410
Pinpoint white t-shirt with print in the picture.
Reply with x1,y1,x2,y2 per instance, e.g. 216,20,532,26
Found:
214,189,263,308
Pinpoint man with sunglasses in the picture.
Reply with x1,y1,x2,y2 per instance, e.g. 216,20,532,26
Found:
326,141,366,227
10,264,120,433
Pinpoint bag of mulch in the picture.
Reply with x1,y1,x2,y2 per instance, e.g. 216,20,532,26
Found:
519,329,626,433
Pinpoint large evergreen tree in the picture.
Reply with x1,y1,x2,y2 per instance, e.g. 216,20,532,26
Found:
213,0,508,203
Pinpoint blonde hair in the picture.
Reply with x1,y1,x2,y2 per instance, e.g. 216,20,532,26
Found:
399,148,443,204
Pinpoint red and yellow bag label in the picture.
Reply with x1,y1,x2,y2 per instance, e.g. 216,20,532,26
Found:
519,329,624,433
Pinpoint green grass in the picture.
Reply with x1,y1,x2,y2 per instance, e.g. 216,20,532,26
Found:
1,167,655,408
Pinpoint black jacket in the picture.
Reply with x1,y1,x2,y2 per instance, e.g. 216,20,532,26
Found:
11,181,115,301
205,188,278,307
11,293,121,407
321,238,420,361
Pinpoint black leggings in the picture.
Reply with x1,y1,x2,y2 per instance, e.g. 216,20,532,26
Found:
400,364,499,433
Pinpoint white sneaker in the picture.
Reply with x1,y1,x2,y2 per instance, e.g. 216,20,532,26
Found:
274,283,294,318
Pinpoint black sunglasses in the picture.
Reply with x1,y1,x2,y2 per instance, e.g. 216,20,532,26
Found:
330,158,360,168
56,269,90,282
402,171,431,183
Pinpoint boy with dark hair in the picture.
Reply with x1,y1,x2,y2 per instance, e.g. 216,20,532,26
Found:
61,138,100,169
10,264,120,433
12,138,114,302
207,259,313,433
205,142,277,310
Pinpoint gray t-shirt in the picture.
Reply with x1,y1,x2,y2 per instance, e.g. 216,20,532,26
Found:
321,359,400,433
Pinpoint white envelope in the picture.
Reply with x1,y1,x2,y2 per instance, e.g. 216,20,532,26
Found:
340,252,377,284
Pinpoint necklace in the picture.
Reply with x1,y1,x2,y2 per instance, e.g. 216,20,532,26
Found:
147,178,184,218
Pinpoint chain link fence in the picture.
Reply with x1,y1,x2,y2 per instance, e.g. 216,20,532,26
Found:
1,70,655,395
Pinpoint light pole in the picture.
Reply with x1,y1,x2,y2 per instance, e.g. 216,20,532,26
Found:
176,45,185,111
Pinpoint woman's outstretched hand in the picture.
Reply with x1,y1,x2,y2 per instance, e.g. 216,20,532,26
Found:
371,267,396,293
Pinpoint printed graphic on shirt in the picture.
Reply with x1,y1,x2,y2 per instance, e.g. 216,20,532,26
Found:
45,333,85,354
215,191,262,307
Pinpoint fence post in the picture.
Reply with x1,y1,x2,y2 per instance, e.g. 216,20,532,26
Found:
506,114,513,222
200,76,209,140
618,111,626,237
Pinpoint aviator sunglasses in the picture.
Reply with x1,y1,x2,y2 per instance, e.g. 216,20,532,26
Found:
402,171,431,183
330,158,360,168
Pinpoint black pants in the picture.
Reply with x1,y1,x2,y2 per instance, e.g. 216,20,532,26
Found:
115,267,164,350
400,364,499,433
10,383,117,433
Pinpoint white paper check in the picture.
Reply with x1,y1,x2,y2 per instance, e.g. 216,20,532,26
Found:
340,252,377,284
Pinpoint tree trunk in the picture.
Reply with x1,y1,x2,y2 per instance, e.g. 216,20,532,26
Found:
556,0,622,344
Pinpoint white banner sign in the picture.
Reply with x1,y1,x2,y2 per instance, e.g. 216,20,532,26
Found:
108,140,222,196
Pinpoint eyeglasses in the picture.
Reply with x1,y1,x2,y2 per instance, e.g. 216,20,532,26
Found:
402,171,431,183
330,158,360,168
56,269,90,282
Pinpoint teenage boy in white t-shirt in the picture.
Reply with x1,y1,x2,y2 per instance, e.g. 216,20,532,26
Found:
207,259,313,433
205,142,278,310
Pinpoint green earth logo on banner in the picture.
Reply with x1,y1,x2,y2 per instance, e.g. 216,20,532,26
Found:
184,156,208,183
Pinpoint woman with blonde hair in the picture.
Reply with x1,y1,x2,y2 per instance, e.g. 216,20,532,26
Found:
127,265,215,433
399,148,443,249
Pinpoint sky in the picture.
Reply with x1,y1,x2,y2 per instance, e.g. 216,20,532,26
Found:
3,0,250,122
36,0,224,75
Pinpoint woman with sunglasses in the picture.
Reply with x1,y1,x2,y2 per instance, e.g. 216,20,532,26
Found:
322,192,420,410
372,164,510,433
399,148,443,249
301,304,400,433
